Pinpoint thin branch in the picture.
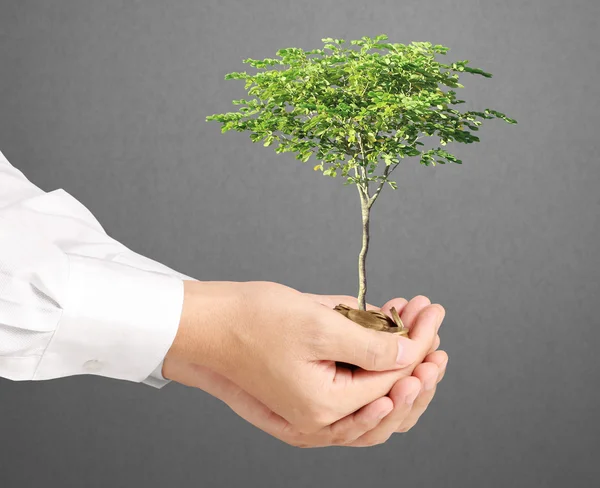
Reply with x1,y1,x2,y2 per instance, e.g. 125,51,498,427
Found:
368,161,402,208
386,160,401,179
368,165,390,207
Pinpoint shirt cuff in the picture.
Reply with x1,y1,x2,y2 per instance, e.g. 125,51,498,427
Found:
33,254,184,383
141,360,171,389
110,249,196,389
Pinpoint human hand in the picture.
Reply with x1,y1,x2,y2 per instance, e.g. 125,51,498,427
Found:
304,294,447,444
163,293,447,447
165,281,444,434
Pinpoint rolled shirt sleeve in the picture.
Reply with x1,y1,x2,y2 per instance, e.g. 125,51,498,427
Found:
0,149,191,387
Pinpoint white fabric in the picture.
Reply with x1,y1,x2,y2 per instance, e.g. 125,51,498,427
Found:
0,148,193,388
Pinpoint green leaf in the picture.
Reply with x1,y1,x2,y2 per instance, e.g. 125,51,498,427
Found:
463,66,493,78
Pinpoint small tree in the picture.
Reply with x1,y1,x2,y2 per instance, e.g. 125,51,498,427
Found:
207,34,516,323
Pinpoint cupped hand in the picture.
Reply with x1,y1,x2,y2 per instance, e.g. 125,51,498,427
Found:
165,281,443,433
305,293,448,446
164,292,448,447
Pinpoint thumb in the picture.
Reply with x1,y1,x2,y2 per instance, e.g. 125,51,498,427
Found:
319,311,414,371
319,304,443,371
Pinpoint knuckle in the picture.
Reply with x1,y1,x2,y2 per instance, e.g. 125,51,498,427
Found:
363,337,393,370
331,434,350,446
277,422,297,438
333,428,365,446
329,419,369,446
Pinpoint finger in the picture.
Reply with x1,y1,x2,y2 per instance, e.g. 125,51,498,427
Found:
394,296,439,355
433,351,449,382
379,297,409,317
320,302,444,373
409,350,447,395
347,376,422,447
394,361,441,434
424,349,448,374
398,295,432,328
429,334,441,354
392,295,439,356
420,349,448,384
324,396,394,446
408,303,445,346
382,294,429,331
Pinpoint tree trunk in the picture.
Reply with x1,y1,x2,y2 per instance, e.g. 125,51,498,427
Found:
357,190,370,311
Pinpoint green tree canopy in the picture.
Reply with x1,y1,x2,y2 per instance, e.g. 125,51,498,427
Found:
207,34,516,202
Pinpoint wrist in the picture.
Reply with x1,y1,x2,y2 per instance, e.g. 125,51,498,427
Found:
164,280,240,374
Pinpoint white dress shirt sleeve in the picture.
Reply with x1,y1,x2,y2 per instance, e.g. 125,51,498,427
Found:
0,149,194,388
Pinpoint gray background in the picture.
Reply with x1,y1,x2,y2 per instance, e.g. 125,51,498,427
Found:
1,0,599,486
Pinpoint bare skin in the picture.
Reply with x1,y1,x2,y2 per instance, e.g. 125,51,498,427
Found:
163,281,446,443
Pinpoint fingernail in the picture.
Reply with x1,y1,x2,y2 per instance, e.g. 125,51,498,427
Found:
425,378,436,391
396,338,405,365
405,389,420,406
377,407,393,419
440,358,448,371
